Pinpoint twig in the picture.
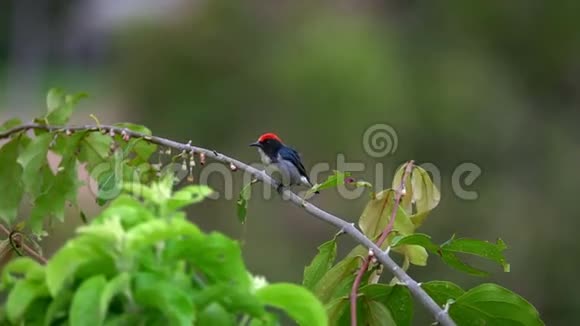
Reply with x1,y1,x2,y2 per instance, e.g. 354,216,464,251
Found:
350,161,414,326
376,161,414,247
0,224,47,264
0,123,456,326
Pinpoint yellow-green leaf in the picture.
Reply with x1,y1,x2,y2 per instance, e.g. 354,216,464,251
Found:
256,283,328,326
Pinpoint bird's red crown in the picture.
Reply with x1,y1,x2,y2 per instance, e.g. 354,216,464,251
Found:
257,133,282,143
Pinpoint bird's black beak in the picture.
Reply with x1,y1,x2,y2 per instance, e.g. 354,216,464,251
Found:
249,142,262,148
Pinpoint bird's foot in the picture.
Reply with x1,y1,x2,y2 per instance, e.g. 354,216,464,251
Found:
276,183,285,195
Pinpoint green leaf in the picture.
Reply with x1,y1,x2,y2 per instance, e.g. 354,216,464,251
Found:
113,123,156,164
354,180,373,192
237,181,254,224
442,237,510,272
46,242,103,296
335,295,385,326
307,170,351,195
225,288,266,317
0,118,22,132
5,279,49,323
440,251,489,277
128,139,157,164
133,272,195,326
78,132,113,170
421,281,465,306
2,257,44,285
93,194,156,229
30,153,81,234
46,88,65,112
396,244,428,267
77,215,125,239
366,300,396,326
412,166,440,211
391,233,440,253
99,272,130,316
450,283,544,326
249,313,280,326
77,216,125,256
65,92,87,109
345,244,371,259
303,236,338,290
392,164,441,227
313,256,360,303
17,133,52,196
391,234,510,275
191,283,264,317
359,284,413,326
167,185,214,211
390,232,431,266
45,88,87,125
123,182,157,203
44,290,73,326
0,138,24,224
103,315,142,326
113,122,153,135
197,303,235,326
95,167,122,205
168,232,252,290
359,190,416,240
69,275,108,326
409,166,440,227
256,283,327,326
326,296,349,325
125,218,202,252
358,190,427,266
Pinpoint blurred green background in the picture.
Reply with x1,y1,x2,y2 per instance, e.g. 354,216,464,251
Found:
1,0,579,324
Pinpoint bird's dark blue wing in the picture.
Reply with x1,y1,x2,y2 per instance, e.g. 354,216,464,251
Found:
278,147,310,182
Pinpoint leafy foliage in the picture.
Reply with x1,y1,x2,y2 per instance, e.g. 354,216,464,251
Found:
0,89,159,234
0,90,326,325
0,176,327,325
301,164,544,325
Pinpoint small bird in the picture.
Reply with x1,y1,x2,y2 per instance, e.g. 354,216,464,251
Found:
250,133,318,193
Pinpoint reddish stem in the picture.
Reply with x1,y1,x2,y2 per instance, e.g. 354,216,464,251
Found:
350,256,371,325
350,160,414,326
375,161,414,247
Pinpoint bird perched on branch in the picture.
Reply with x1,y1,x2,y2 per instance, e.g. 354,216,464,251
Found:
250,133,318,193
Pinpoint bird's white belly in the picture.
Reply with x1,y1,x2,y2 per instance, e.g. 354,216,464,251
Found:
257,148,272,164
